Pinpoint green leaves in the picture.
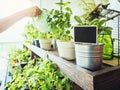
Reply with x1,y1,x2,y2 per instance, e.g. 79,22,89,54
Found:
59,30,72,41
74,14,112,36
23,23,39,43
56,1,71,6
7,50,72,90
65,7,72,14
118,0,120,3
47,1,72,41
76,0,110,20
98,34,113,59
56,2,63,6
39,32,52,39
8,48,30,63
64,1,71,6
77,0,97,18
74,16,83,25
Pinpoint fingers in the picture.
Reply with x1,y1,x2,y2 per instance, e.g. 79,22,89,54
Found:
25,6,42,17
32,6,42,17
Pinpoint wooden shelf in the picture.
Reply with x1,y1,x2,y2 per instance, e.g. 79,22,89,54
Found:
103,58,119,66
25,44,120,90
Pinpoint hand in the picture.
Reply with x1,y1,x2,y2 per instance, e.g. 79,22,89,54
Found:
25,6,42,17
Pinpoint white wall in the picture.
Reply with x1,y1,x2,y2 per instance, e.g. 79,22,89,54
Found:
40,0,59,10
0,0,33,42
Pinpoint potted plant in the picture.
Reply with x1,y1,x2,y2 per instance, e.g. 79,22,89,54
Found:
74,17,113,70
9,48,31,70
74,0,113,60
73,1,113,70
74,16,113,60
28,9,54,50
8,48,22,75
18,48,30,68
47,1,75,60
38,31,52,50
22,22,39,45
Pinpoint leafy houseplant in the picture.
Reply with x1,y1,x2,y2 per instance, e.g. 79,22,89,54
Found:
74,16,113,59
6,57,72,90
39,31,52,39
47,1,75,60
17,48,30,68
23,22,39,44
8,48,31,75
8,48,29,65
74,0,114,60
47,1,72,41
38,31,52,50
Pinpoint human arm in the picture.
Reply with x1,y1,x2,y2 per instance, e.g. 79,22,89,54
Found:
0,6,42,33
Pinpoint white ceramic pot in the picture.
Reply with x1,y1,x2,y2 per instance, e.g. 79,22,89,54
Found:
39,39,52,50
57,40,75,60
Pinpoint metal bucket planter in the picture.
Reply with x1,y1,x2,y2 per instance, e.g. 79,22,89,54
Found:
39,39,52,50
57,40,75,60
75,43,103,71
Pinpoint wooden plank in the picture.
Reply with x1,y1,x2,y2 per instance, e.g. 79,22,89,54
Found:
94,66,120,90
103,57,119,66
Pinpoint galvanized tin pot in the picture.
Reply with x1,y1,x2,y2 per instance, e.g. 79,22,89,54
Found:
75,43,103,71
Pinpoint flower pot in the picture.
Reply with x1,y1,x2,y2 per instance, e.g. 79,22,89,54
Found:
34,40,40,48
25,84,29,90
75,43,103,71
20,62,28,68
39,39,52,50
57,40,75,60
32,40,35,45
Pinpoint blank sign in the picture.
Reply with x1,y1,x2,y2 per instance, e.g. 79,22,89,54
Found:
74,26,97,43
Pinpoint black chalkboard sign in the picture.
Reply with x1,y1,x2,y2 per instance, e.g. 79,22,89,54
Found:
74,26,97,43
